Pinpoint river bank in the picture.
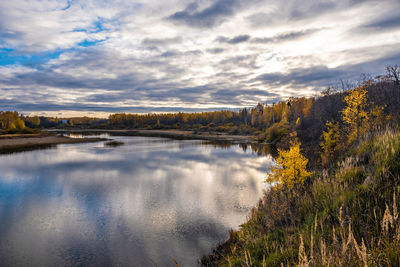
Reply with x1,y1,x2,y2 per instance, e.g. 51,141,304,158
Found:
0,133,107,153
49,129,258,144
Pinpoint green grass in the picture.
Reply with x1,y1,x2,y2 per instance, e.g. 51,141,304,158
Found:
202,130,400,266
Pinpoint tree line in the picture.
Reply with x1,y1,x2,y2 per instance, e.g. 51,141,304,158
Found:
108,98,313,135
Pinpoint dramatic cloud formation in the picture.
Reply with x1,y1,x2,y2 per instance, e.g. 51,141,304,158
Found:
0,0,400,116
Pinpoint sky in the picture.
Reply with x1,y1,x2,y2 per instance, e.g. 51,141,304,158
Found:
0,0,400,117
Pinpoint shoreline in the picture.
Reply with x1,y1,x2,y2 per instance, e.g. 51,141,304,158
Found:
48,129,258,144
0,134,108,153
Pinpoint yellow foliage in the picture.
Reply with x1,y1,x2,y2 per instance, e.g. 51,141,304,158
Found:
266,139,312,189
342,85,369,142
302,98,313,117
296,117,301,126
15,118,25,130
320,121,340,166
8,122,16,130
368,105,386,131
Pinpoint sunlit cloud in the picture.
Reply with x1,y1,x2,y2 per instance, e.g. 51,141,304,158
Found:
0,0,399,116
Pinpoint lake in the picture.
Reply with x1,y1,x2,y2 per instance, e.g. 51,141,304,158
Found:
0,135,272,266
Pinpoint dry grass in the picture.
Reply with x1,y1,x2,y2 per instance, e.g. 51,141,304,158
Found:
202,130,400,266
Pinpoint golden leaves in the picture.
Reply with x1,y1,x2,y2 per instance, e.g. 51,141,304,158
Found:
266,139,312,189
342,85,369,142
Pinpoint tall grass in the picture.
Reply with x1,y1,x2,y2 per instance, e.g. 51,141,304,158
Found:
202,130,400,266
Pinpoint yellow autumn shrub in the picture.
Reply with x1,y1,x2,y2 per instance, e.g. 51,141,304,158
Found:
342,85,369,142
266,139,312,189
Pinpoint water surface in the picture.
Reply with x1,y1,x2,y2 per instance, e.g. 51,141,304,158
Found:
0,136,272,266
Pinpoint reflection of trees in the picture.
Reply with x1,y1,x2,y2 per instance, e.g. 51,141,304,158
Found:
0,144,56,155
203,141,277,157
203,141,234,150
250,143,277,157
239,143,248,152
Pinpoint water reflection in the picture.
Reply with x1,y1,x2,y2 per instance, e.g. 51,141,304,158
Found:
62,133,110,139
0,144,56,155
0,136,272,266
203,141,277,157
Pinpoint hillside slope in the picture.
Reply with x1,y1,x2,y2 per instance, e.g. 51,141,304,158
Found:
202,130,400,266
202,75,400,266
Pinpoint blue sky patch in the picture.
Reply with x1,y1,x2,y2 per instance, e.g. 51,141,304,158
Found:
61,0,73,11
78,38,107,47
0,49,64,67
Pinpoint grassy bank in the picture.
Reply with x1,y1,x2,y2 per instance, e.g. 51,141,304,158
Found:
202,130,400,266
0,133,108,154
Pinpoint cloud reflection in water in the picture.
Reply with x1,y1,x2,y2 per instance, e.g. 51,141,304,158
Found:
0,136,272,266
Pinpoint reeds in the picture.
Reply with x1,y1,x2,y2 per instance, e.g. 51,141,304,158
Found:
298,188,400,266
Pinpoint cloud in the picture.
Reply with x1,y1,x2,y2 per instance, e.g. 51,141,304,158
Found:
246,0,366,27
0,0,399,115
168,0,241,28
0,0,133,53
0,98,242,114
216,34,251,44
141,36,183,46
206,48,225,54
218,55,259,70
252,29,319,44
214,30,317,46
255,50,400,89
363,14,400,30
256,66,347,88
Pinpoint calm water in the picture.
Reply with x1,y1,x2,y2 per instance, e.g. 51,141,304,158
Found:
0,136,272,266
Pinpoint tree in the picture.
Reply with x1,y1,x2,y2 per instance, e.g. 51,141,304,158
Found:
15,118,25,130
0,111,18,130
386,64,399,86
8,122,16,131
386,65,400,103
320,121,340,166
266,136,312,189
341,85,369,142
27,116,40,127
